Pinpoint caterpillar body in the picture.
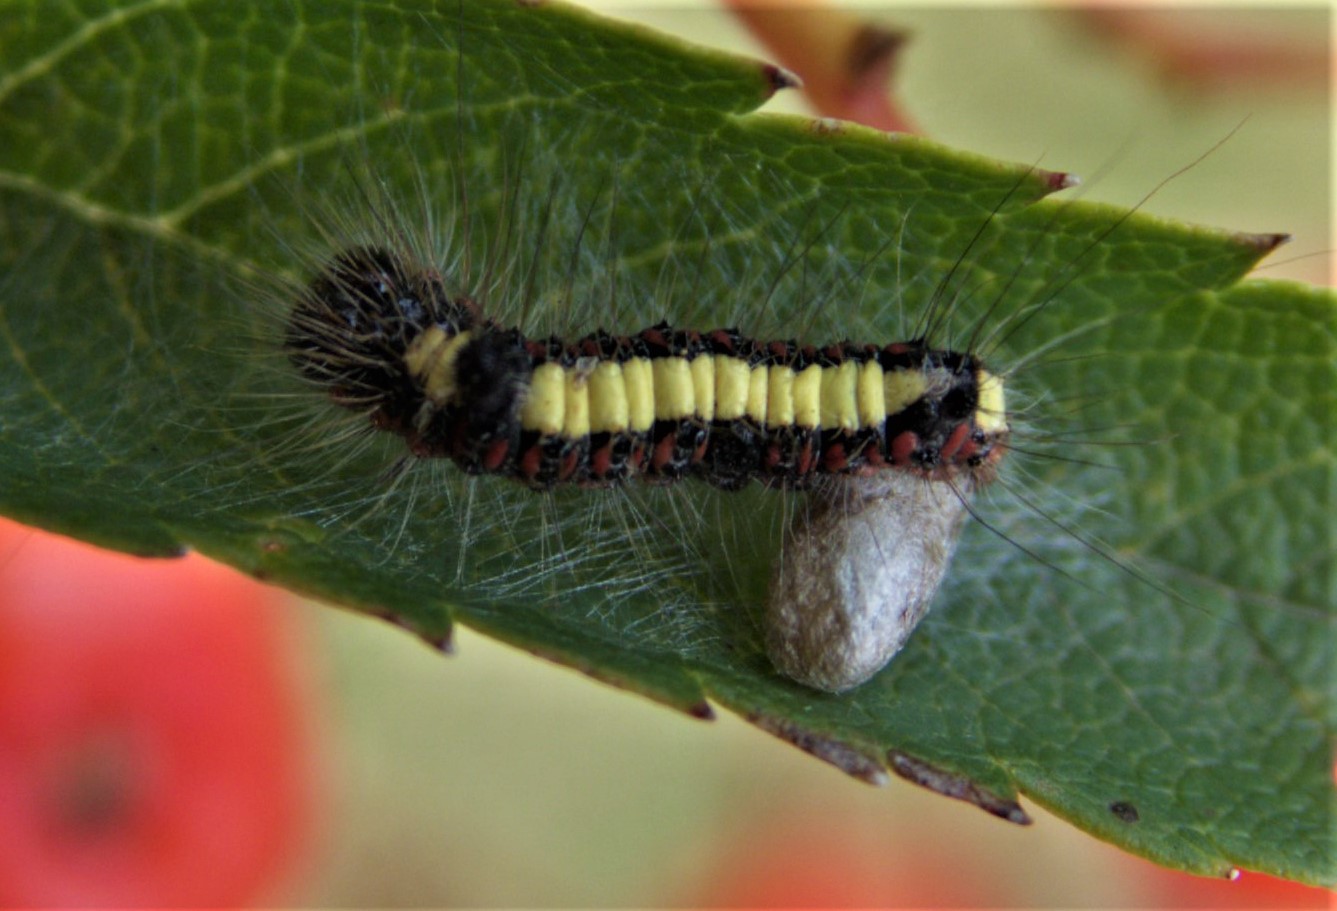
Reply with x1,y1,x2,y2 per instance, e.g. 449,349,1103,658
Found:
286,245,1010,493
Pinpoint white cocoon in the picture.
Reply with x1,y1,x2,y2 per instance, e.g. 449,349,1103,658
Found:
765,473,970,693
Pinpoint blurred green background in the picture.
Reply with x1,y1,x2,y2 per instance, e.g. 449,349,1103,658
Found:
269,4,1329,906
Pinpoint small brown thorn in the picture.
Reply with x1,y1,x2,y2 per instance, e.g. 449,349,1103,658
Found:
763,63,803,94
688,701,716,721
424,629,455,655
751,714,890,785
371,609,453,654
888,751,1031,824
1239,231,1291,253
1044,169,1082,193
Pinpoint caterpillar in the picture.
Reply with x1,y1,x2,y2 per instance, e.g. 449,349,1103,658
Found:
285,246,1009,491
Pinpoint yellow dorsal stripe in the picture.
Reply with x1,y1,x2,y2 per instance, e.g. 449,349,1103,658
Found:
563,359,593,438
501,344,1005,444
405,327,472,406
587,361,629,433
975,369,1008,433
652,356,694,420
624,357,654,432
792,363,822,429
883,367,928,417
820,360,858,430
746,363,769,423
856,359,884,429
766,365,795,427
520,362,567,435
691,355,716,421
715,356,750,421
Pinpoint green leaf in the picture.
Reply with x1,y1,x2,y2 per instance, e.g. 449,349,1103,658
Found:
1,0,1332,886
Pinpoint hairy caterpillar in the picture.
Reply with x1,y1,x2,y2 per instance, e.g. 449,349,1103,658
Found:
287,246,1008,491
